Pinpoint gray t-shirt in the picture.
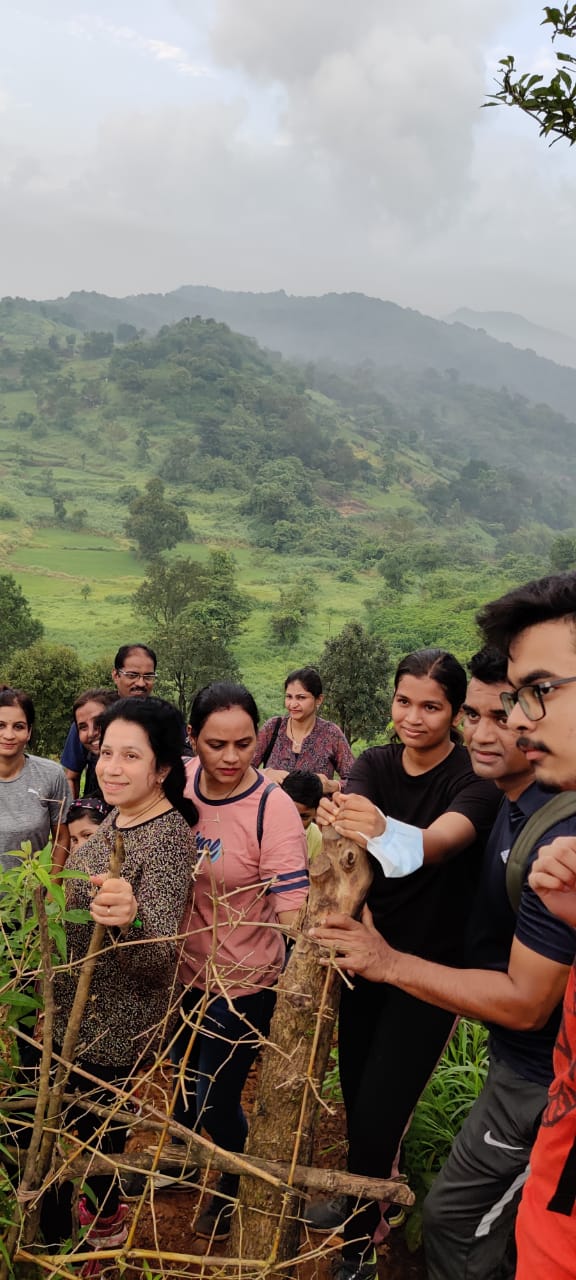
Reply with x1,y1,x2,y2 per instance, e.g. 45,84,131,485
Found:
0,754,71,871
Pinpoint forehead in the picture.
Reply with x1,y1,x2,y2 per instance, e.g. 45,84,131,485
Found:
395,673,449,704
0,704,27,721
75,700,106,721
200,706,256,737
101,719,152,751
119,649,154,670
508,619,576,681
286,681,312,696
465,678,511,712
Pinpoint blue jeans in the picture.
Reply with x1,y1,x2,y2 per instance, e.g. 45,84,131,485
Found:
171,986,276,1154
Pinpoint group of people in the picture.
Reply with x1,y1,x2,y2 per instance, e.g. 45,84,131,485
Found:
1,582,575,1279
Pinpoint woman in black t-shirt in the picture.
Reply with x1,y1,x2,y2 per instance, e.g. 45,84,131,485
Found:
305,649,500,1280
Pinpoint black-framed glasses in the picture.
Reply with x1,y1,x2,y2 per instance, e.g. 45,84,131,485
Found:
117,670,157,683
501,676,576,722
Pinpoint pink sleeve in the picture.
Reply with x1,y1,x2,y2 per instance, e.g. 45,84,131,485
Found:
259,788,309,913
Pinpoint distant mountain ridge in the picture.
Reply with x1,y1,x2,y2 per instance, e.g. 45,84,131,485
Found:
17,286,576,421
447,307,576,369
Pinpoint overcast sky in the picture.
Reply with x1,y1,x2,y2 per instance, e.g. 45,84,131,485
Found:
1,1,575,334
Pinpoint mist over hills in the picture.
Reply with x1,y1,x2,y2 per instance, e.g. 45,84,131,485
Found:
29,285,576,423
447,308,576,370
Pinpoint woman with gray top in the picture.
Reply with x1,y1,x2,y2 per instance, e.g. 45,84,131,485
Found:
0,686,71,873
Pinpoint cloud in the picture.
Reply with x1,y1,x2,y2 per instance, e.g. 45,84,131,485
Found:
66,15,211,77
2,0,576,337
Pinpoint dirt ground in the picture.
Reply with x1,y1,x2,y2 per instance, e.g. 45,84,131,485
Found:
126,1068,426,1280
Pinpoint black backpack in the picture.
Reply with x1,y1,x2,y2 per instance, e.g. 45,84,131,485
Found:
506,791,576,912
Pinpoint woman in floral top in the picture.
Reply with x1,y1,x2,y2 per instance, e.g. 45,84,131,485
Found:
252,666,354,795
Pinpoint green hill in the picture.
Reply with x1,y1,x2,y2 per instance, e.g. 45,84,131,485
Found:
24,285,576,421
0,310,568,713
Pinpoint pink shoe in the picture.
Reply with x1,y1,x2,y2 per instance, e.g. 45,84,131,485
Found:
78,1195,129,1277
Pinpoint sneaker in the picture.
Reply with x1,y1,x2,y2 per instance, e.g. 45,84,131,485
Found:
302,1195,348,1232
78,1195,129,1277
193,1173,237,1241
331,1249,378,1280
122,1161,199,1198
193,1195,234,1241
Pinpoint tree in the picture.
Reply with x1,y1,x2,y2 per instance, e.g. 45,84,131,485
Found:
124,478,189,558
488,5,576,144
550,532,576,569
154,620,240,716
132,551,250,639
52,495,67,523
319,622,391,744
0,575,44,667
5,642,82,755
80,584,92,603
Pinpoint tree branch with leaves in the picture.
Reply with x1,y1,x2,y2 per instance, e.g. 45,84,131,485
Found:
487,5,576,145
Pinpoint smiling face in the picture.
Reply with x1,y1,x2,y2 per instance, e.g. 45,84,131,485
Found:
96,718,167,815
285,681,322,721
0,704,31,761
506,618,576,791
112,647,157,698
392,673,456,752
194,706,257,796
75,699,107,754
462,677,533,796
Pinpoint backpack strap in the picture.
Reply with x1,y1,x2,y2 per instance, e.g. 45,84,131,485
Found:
260,717,283,769
506,791,576,912
257,782,277,849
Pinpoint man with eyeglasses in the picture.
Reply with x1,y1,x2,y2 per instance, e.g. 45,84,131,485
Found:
310,643,576,1280
478,572,576,1280
61,644,158,797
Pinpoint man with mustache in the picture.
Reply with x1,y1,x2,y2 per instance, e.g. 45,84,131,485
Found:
310,643,576,1280
478,572,576,1280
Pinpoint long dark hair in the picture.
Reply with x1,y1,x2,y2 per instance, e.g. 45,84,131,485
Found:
189,682,259,737
96,697,198,827
394,649,466,742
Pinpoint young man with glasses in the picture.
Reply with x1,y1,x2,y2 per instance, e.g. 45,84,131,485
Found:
61,645,158,796
478,572,576,1280
310,643,576,1280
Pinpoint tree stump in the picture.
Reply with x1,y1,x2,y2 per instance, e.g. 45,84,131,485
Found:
228,825,373,1268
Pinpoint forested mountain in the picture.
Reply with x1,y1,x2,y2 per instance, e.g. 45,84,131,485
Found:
1,307,575,705
13,286,576,421
447,308,576,369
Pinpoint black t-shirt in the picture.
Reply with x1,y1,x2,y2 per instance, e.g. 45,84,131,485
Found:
347,743,500,963
466,781,576,1086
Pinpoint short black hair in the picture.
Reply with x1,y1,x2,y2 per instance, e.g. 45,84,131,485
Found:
284,667,323,697
97,697,197,827
467,647,509,686
281,770,323,810
477,572,576,657
73,688,118,718
113,644,157,671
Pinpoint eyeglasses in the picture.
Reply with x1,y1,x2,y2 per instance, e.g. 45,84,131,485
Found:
117,670,157,683
500,676,576,722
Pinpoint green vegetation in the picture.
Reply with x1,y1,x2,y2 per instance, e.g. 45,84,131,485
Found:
488,4,576,146
0,304,569,725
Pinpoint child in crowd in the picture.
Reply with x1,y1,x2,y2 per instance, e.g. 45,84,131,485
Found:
66,796,110,852
281,770,323,861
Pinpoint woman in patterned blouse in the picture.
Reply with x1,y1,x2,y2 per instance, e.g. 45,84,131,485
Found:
252,666,354,795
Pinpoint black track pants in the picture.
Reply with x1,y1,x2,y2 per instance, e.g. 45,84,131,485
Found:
338,976,456,1260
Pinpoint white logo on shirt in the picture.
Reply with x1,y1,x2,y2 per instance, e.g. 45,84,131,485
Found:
500,848,510,865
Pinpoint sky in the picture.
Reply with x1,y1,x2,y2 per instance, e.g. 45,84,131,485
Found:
1,0,575,334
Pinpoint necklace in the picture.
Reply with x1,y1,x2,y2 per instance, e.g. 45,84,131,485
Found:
287,715,315,751
115,792,169,828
